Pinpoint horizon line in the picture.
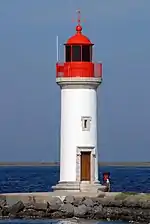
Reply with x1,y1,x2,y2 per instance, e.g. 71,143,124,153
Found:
0,161,149,167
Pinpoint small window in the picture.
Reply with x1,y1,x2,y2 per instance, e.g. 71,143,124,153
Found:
72,45,81,61
81,116,91,131
65,46,71,62
82,45,92,62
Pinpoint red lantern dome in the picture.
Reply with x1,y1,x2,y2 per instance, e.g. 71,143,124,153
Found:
66,25,92,45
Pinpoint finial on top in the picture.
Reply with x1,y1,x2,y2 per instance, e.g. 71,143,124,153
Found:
76,9,81,25
76,9,82,33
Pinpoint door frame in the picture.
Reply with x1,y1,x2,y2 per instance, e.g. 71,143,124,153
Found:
76,146,96,183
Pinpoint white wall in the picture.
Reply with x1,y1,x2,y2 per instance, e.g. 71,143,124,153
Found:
60,87,99,182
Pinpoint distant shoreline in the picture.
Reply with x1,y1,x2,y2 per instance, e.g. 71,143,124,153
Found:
0,162,150,167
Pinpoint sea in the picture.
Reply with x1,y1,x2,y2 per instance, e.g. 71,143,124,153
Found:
0,165,150,224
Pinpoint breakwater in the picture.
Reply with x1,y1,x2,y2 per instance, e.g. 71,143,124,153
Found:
0,192,150,223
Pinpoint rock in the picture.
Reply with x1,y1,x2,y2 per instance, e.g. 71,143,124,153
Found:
19,209,40,218
2,207,9,217
74,204,87,218
9,201,25,215
32,202,48,211
51,211,64,219
23,209,46,218
93,205,103,219
89,197,103,206
103,207,114,219
0,195,149,222
82,198,94,207
45,210,52,218
123,197,140,208
48,197,62,211
97,193,105,198
0,196,7,208
9,214,17,219
98,197,123,207
35,210,47,218
92,198,106,206
113,199,124,207
0,209,3,217
138,199,150,209
94,204,103,213
59,203,74,217
73,197,83,206
24,203,34,209
107,207,121,220
64,196,75,204
107,199,123,207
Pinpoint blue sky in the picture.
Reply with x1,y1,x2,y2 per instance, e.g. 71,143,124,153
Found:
0,0,150,162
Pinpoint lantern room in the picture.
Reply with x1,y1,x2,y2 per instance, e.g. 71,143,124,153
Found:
56,11,102,79
65,25,93,62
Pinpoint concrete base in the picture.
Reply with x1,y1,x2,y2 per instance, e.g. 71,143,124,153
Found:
52,181,80,192
0,191,120,206
52,181,107,193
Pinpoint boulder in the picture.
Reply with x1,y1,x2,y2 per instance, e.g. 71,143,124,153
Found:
97,193,105,198
64,196,75,204
32,202,48,211
0,209,3,217
48,197,62,211
35,210,47,218
9,201,24,215
123,197,140,208
82,198,94,207
73,197,83,206
98,197,123,207
93,205,103,219
2,207,9,217
74,204,87,218
0,195,149,222
93,198,108,206
108,199,123,207
0,196,7,208
51,211,64,219
103,207,114,219
19,209,40,218
90,197,103,206
107,207,122,220
59,203,74,217
138,199,150,209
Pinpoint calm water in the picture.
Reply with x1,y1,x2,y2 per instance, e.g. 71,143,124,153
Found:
0,166,149,224
0,166,149,193
0,219,128,224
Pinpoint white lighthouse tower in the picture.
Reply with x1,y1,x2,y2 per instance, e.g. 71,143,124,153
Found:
52,11,106,192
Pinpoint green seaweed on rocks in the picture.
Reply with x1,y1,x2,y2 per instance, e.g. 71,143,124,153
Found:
114,192,139,200
114,192,150,200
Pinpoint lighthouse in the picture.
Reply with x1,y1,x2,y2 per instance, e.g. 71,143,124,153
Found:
52,11,106,192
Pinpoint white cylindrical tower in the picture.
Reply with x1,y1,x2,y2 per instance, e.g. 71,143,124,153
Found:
60,87,98,182
52,11,106,192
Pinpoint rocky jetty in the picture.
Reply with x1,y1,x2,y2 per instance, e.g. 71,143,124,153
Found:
0,193,150,222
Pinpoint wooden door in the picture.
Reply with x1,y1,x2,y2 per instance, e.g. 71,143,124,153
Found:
81,152,91,181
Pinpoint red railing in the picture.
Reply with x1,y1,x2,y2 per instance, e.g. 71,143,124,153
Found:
56,62,102,78
94,63,103,78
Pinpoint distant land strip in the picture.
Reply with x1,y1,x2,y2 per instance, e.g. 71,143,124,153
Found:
0,162,150,167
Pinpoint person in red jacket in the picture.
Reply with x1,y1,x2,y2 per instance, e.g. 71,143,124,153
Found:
103,172,111,192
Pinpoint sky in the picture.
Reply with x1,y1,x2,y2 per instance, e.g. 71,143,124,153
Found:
0,0,150,162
